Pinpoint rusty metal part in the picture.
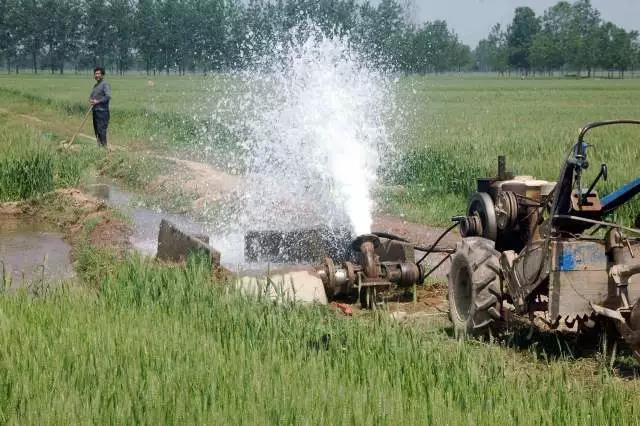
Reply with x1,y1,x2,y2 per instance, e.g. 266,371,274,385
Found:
605,228,640,310
459,215,482,237
630,302,640,362
553,215,640,235
610,261,640,286
317,257,336,296
549,240,608,319
626,239,636,258
631,301,640,334
570,190,602,214
317,234,425,304
610,260,640,309
495,191,519,231
466,192,498,241
503,241,548,312
606,228,625,253
352,234,381,280
379,262,422,287
591,302,640,361
351,234,381,251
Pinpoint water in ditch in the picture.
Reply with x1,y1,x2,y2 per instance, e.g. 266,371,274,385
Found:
85,181,266,271
0,217,75,289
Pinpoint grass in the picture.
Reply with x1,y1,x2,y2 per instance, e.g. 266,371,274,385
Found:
2,74,638,225
0,114,102,202
0,253,638,424
387,76,640,225
1,75,640,423
0,74,245,163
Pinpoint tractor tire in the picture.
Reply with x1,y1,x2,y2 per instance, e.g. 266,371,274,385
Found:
448,237,503,337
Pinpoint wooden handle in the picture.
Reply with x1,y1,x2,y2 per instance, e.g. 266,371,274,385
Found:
66,105,93,148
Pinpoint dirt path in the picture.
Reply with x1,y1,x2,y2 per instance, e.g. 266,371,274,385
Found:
372,214,459,248
152,155,242,205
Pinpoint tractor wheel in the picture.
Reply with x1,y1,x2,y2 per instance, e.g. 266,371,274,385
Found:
448,237,503,337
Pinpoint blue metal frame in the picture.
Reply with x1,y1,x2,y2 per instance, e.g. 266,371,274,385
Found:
601,177,640,214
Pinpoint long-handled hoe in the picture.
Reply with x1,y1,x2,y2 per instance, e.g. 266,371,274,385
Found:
59,105,93,149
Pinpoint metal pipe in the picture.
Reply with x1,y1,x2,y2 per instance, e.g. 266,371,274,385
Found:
578,120,640,143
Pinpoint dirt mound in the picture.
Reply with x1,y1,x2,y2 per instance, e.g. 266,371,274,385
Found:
58,188,106,211
0,201,23,216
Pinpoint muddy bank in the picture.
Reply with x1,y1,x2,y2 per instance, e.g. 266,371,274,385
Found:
0,189,131,286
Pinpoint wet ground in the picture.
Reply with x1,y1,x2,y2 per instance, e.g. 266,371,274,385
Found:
84,181,291,272
83,180,458,277
0,217,74,288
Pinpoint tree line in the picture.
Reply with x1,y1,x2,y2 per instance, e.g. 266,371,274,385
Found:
0,0,637,76
476,0,640,77
0,0,470,75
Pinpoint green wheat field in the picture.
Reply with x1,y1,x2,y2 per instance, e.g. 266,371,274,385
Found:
1,74,639,424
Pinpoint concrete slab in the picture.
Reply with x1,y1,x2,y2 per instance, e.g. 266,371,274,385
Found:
235,270,328,305
244,226,352,263
157,219,220,266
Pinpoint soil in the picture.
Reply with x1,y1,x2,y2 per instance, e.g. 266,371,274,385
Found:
152,155,242,206
372,214,460,248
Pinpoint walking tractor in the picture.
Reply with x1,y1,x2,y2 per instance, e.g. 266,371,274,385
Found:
246,120,640,361
448,120,640,360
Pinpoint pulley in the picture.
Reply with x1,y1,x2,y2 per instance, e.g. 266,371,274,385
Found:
495,191,519,231
462,192,498,241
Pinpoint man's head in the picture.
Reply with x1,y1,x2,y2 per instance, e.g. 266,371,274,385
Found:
94,67,105,82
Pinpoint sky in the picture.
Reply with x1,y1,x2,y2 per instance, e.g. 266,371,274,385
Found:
408,0,640,48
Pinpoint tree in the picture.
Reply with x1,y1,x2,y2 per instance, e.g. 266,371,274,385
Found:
354,0,405,69
475,24,508,74
529,31,560,74
598,23,638,78
0,0,20,72
84,0,112,68
15,0,45,73
450,40,472,72
109,0,135,75
0,0,478,74
631,34,640,76
531,1,573,74
569,0,601,76
135,0,160,74
191,0,227,73
506,6,539,73
41,0,82,74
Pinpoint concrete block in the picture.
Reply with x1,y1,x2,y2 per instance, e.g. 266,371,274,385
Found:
235,270,328,305
157,219,220,266
244,226,352,263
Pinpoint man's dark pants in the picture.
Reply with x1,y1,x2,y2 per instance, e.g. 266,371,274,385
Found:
92,109,109,147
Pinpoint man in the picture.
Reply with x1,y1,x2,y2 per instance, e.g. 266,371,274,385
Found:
89,67,111,147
